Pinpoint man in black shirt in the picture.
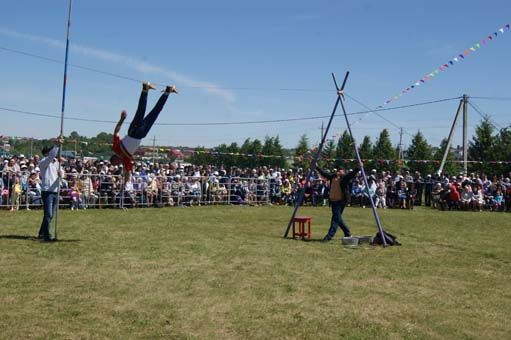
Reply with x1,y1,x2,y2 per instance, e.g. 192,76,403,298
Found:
317,167,360,242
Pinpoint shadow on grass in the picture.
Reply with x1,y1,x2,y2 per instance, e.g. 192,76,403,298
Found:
0,235,82,243
284,237,325,243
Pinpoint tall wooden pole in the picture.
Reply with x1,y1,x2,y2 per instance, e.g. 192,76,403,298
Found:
54,0,73,240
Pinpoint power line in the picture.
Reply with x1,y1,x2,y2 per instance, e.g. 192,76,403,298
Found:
345,93,415,138
470,96,511,101
0,45,332,93
3,45,501,104
468,101,505,130
0,96,461,127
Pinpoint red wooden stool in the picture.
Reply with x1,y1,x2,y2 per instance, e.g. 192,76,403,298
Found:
292,216,312,240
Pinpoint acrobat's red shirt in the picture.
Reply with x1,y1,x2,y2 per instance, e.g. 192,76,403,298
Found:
112,134,134,173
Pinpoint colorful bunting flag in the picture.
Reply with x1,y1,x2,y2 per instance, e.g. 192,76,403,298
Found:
380,23,509,108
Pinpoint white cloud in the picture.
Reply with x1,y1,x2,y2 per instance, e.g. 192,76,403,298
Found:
0,27,235,103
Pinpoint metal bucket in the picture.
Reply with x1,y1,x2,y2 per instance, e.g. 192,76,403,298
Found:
357,236,372,245
341,237,359,246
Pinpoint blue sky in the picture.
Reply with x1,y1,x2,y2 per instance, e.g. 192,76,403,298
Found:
1,0,510,149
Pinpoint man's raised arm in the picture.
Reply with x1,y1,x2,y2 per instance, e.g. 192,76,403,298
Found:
317,167,333,180
114,110,127,135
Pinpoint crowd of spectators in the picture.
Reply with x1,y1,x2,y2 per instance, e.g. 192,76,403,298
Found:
1,153,511,213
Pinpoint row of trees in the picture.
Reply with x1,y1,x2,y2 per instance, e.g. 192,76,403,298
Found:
4,131,116,159
189,136,288,169
3,118,510,176
305,118,509,176
191,118,511,176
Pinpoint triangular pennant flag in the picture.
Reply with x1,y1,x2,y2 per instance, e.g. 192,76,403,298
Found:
506,24,510,29
499,28,504,34
475,43,481,48
488,35,493,40
459,54,465,59
469,47,476,51
449,61,454,65
482,39,487,44
453,57,459,62
443,63,449,67
420,79,425,83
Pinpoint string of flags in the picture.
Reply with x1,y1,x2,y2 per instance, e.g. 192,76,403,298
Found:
4,136,510,165
193,149,511,165
377,23,510,109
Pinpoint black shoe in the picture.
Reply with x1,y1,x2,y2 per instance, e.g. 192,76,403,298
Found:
320,237,332,243
41,237,55,243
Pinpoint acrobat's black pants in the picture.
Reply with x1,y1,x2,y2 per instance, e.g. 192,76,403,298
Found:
128,90,169,139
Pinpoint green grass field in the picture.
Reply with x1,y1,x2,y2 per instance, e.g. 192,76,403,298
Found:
1,206,510,339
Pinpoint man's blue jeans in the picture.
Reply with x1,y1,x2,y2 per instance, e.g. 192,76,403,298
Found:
325,200,351,239
128,91,169,139
38,191,58,239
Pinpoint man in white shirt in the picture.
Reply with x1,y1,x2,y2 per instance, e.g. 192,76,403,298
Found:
38,137,64,241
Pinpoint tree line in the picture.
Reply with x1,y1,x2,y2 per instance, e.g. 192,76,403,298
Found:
4,118,510,176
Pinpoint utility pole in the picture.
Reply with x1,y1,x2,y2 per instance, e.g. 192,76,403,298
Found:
398,127,404,162
320,122,325,140
30,138,34,158
462,94,468,176
437,97,464,175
